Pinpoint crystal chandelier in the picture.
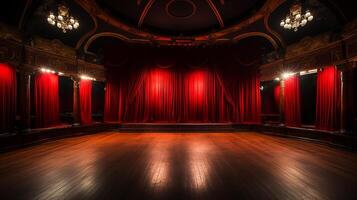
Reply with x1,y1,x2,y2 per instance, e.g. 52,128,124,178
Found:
280,2,313,31
47,3,79,33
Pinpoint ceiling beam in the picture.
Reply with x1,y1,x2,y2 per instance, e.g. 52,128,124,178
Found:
206,0,224,28
138,0,156,27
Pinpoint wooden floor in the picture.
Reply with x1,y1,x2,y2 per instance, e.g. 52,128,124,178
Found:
0,132,357,200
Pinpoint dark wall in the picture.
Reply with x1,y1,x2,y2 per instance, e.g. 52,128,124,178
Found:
300,73,317,126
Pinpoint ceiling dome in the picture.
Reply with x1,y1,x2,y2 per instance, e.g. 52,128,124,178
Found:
96,0,266,36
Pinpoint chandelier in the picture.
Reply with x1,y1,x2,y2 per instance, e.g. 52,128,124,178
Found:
47,3,79,33
280,2,313,31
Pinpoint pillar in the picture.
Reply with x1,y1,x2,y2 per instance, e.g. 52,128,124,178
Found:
19,70,31,132
73,78,80,125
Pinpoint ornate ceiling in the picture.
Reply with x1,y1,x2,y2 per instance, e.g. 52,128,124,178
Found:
0,0,355,60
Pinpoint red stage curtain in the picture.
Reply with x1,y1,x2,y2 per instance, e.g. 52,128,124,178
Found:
104,66,261,123
104,81,120,122
316,66,341,131
284,75,301,127
237,71,261,123
274,84,281,112
80,80,92,125
0,63,16,132
35,73,59,128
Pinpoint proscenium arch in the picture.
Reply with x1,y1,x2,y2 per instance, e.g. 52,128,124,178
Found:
233,32,280,50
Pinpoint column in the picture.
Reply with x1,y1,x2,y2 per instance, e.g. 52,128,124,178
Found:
19,70,31,132
73,78,80,125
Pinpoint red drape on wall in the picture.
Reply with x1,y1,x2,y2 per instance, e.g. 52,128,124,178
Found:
284,75,301,127
274,84,281,112
35,73,59,128
0,63,17,132
316,66,341,131
104,66,261,123
80,80,92,125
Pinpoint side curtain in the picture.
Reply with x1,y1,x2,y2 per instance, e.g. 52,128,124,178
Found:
79,80,92,125
284,75,301,127
35,73,59,128
316,66,341,131
0,63,17,132
274,84,281,113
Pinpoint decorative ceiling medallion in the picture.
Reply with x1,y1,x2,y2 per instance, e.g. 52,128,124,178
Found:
280,2,313,32
166,0,197,19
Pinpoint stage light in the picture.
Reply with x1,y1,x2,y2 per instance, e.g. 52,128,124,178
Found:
80,75,96,81
300,69,317,76
274,77,280,81
58,72,64,76
282,72,295,79
40,67,55,74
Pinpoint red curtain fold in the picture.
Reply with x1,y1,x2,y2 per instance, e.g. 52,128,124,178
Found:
284,75,301,127
35,73,59,128
274,84,281,112
0,63,17,132
104,66,261,123
316,66,341,131
80,80,92,125
237,72,261,123
104,80,120,122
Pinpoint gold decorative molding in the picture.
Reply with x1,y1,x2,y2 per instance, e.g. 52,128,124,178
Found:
0,23,22,42
75,0,283,45
32,37,76,59
233,32,279,50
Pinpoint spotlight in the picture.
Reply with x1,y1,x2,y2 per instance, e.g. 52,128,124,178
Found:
58,72,64,76
80,75,96,81
282,72,295,79
274,77,280,81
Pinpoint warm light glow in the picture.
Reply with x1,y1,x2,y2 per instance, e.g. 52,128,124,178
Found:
80,75,96,81
275,77,281,81
47,3,79,33
281,3,313,31
40,68,56,74
282,72,295,80
300,69,317,76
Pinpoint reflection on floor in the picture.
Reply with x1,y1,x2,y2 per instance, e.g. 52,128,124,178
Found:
0,132,357,200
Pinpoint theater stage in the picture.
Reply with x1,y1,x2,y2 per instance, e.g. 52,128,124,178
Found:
0,132,356,200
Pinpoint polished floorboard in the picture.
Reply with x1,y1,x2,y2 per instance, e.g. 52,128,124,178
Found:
0,132,357,200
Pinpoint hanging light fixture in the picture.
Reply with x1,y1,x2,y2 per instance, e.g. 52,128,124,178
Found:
280,1,313,32
47,2,79,33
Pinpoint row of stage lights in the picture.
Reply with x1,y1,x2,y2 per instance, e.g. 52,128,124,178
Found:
274,69,317,81
40,67,96,81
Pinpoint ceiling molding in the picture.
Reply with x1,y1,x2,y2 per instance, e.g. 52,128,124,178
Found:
138,0,156,27
18,0,32,30
84,32,131,54
233,32,279,50
75,6,99,50
205,0,224,28
76,0,284,45
263,0,285,48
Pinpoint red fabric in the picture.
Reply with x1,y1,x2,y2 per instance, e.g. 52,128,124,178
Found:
80,80,92,125
316,66,341,131
274,84,281,112
104,66,261,123
35,73,59,128
0,63,17,132
284,75,301,127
